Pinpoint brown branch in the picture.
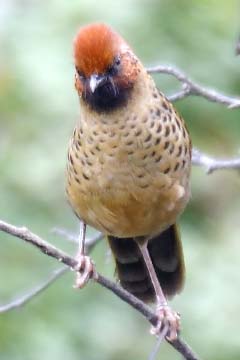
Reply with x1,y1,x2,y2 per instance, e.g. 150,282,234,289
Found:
1,147,237,315
2,64,240,359
0,230,103,313
0,219,199,360
8,143,238,312
147,65,240,108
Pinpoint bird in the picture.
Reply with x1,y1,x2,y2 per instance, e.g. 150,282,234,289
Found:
66,23,191,341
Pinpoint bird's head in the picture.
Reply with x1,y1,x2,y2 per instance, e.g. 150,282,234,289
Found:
74,23,139,112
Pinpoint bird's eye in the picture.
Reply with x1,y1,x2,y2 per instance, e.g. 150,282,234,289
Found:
115,57,121,66
107,56,121,76
76,68,86,81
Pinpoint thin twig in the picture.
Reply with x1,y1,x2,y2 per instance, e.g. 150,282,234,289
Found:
51,227,104,248
235,35,240,56
192,148,240,174
0,219,199,360
0,228,103,312
148,327,169,360
51,227,77,243
0,267,67,313
147,65,240,108
2,64,240,360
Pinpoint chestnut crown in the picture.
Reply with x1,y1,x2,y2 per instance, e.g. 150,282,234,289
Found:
74,23,139,112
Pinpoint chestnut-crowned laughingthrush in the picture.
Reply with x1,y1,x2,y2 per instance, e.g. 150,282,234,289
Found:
66,23,191,340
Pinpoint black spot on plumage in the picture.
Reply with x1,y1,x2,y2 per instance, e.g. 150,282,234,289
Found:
82,172,90,180
144,134,152,142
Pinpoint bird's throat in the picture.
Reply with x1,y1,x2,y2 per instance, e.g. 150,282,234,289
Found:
82,81,132,113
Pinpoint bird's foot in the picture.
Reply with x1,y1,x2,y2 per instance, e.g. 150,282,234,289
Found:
73,254,97,289
150,304,180,341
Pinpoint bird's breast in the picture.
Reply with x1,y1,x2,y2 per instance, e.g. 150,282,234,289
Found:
66,99,191,237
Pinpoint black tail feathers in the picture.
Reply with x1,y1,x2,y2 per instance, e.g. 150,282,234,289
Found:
108,224,185,302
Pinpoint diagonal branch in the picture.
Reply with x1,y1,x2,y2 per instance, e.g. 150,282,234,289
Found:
0,267,68,313
2,64,240,360
0,219,199,360
4,142,239,313
0,229,103,312
147,65,240,108
1,146,239,314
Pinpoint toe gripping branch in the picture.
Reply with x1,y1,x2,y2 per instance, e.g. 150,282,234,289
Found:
151,304,180,342
73,221,98,289
74,254,97,289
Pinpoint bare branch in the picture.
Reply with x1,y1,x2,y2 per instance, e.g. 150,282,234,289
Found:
97,274,198,360
147,64,240,173
0,226,103,312
167,84,191,102
51,227,104,249
3,64,240,359
0,219,199,360
51,227,77,243
147,65,240,108
192,148,240,174
0,267,67,313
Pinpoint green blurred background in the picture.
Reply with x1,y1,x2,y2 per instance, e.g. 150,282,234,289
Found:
1,1,240,359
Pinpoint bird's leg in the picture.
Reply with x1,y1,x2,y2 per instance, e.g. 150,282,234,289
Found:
78,220,87,254
74,220,96,289
138,241,180,341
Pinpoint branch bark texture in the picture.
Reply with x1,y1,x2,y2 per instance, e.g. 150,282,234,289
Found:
3,63,240,360
0,220,199,360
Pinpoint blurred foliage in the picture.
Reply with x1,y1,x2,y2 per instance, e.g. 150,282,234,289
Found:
1,0,240,359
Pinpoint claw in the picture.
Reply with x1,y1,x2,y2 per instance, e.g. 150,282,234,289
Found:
73,254,97,289
150,305,180,341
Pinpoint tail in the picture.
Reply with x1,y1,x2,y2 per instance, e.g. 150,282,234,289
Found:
108,224,185,302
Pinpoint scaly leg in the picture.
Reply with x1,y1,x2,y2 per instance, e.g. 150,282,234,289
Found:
138,241,180,341
74,220,96,289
